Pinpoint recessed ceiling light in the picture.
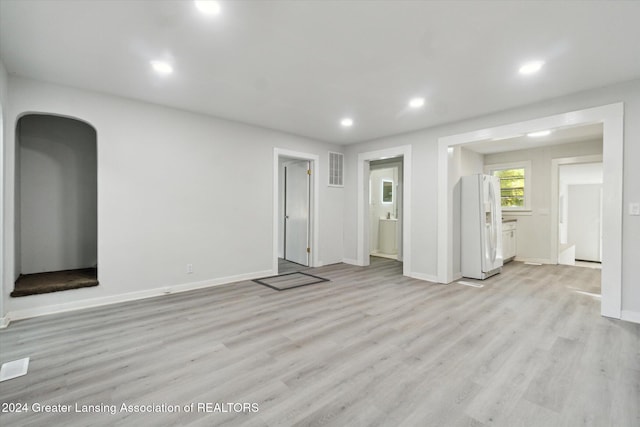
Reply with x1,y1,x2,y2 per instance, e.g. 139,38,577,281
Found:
341,118,353,127
409,97,425,108
151,60,173,75
519,60,545,75
195,0,221,15
527,130,552,138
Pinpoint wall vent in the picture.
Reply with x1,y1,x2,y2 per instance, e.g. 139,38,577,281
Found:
328,152,344,187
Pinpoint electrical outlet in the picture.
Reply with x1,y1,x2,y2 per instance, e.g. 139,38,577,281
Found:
187,264,194,274
630,202,640,216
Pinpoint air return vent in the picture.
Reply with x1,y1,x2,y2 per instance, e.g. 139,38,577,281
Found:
328,151,344,187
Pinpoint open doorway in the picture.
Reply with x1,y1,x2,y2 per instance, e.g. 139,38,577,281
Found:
273,148,319,275
357,145,412,276
13,114,98,297
279,158,310,274
557,160,603,269
438,103,623,319
369,158,403,261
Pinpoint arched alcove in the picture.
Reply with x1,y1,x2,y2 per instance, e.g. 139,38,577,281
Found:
12,113,98,297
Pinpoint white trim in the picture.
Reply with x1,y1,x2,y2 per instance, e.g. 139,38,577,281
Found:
438,103,623,320
0,90,4,325
621,310,640,324
357,145,412,277
342,258,359,265
273,148,320,273
5,269,272,323
484,160,532,211
550,154,603,264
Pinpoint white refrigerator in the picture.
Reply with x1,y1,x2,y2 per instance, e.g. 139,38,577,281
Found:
461,174,503,280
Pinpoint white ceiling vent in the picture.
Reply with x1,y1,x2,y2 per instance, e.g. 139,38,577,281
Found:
328,151,344,187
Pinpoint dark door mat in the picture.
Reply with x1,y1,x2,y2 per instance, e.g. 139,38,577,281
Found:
11,268,99,297
253,272,329,291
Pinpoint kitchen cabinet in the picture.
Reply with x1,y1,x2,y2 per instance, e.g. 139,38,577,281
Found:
502,221,517,263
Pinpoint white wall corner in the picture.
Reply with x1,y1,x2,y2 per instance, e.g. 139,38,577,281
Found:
621,310,640,325
342,258,359,266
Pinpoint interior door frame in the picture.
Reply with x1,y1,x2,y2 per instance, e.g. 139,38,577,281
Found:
273,148,319,274
369,159,404,261
357,145,412,276
437,103,623,320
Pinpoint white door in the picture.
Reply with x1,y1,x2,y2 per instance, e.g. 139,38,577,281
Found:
285,160,310,266
568,184,602,262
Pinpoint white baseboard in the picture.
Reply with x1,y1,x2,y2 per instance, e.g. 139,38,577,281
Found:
342,258,359,266
0,315,10,329
408,272,439,283
6,269,273,324
621,310,640,324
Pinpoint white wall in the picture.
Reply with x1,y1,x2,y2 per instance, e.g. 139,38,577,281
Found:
484,139,603,262
450,147,484,276
344,78,640,316
2,76,344,319
19,114,97,274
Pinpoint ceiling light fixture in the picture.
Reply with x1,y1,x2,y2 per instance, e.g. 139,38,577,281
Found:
527,130,552,138
151,60,173,75
519,60,545,75
195,0,221,15
409,97,425,108
341,118,354,127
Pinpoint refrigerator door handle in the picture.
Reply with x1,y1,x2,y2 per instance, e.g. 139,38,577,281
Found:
488,180,498,263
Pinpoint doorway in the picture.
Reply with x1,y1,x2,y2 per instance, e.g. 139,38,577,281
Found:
369,159,403,261
273,148,319,275
556,160,603,268
438,103,623,319
13,114,98,297
283,159,310,268
356,145,412,276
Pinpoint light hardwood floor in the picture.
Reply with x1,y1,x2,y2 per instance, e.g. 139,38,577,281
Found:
1,258,638,426
277,258,310,275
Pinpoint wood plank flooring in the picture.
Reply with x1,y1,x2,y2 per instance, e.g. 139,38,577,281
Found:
278,258,310,275
1,258,638,426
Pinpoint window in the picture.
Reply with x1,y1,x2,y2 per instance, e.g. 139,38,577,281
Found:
485,161,531,211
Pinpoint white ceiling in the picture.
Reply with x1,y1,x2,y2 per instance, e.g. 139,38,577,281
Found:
464,122,603,154
1,1,639,144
